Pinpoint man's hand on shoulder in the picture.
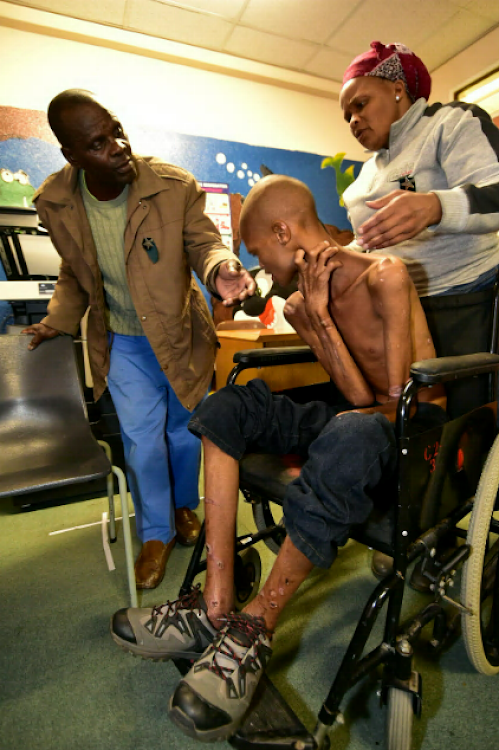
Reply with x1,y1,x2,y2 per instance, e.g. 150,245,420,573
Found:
21,323,61,350
215,259,256,307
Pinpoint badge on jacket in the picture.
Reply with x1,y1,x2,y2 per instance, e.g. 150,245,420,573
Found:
142,237,159,263
398,175,416,191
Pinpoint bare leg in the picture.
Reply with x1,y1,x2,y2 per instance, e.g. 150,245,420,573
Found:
202,435,239,625
243,534,314,633
202,434,313,634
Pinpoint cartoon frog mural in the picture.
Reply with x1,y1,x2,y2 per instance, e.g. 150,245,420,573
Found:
0,168,35,207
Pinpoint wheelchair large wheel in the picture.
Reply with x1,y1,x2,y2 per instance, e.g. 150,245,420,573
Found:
386,687,413,750
461,433,499,675
252,499,286,555
234,547,262,608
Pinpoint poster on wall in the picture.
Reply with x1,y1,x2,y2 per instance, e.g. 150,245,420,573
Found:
200,182,233,252
0,104,362,327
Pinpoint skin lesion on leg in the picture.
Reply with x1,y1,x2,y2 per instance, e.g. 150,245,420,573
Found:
202,436,240,625
243,535,314,634
201,435,315,634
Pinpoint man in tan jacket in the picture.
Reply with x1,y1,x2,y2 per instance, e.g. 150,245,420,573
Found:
23,89,255,589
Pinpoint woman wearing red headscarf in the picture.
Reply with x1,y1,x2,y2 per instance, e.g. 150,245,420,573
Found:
340,42,499,582
340,41,499,298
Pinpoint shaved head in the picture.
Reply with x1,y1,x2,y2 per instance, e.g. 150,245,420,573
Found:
240,175,324,287
48,89,104,147
240,175,319,237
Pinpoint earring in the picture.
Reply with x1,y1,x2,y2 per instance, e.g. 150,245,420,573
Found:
395,95,401,101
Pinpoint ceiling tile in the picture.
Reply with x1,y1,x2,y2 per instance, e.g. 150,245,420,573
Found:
327,0,460,57
4,0,499,84
224,26,319,70
152,0,247,21
240,0,354,45
303,47,353,82
4,0,128,25
415,8,496,72
125,0,233,49
449,0,499,22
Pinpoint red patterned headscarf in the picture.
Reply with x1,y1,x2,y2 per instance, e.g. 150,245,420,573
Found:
343,41,431,102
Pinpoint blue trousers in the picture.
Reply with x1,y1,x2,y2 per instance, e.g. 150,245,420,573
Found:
107,334,201,544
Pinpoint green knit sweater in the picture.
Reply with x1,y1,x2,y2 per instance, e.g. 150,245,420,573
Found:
81,171,143,335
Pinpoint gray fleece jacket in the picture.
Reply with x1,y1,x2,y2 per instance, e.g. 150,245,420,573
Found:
343,98,499,296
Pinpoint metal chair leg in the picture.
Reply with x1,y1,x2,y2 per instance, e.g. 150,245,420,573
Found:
112,465,138,607
98,440,117,541
98,440,137,607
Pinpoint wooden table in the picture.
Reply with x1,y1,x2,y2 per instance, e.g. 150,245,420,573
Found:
215,329,329,391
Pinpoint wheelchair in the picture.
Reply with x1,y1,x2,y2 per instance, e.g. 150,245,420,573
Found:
175,283,499,750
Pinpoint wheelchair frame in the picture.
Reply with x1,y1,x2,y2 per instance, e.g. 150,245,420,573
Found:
176,316,499,750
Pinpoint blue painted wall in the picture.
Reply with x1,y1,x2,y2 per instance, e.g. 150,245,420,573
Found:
0,120,361,324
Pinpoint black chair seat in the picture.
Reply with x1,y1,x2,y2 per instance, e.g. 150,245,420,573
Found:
0,344,112,498
0,334,137,605
0,429,111,497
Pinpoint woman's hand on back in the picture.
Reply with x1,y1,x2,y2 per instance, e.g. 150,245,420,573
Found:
357,190,442,250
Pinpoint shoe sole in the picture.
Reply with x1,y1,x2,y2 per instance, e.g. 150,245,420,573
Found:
168,701,236,743
110,623,204,662
134,568,167,590
175,538,199,547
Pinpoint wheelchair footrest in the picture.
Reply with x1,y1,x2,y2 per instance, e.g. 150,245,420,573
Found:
230,673,316,750
173,659,316,748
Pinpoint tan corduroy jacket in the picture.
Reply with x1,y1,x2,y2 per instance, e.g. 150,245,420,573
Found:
34,157,232,409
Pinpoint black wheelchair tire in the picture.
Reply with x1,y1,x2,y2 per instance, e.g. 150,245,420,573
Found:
252,499,286,555
386,687,413,750
234,547,262,608
461,432,499,675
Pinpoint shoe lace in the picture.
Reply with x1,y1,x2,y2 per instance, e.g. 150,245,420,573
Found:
204,613,267,680
147,584,203,631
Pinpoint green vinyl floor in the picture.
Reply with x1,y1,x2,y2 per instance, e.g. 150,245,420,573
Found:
0,487,498,750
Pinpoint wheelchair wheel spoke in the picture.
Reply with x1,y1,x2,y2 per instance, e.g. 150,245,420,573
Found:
252,499,286,554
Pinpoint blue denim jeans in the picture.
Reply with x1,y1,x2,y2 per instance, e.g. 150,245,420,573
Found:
189,379,399,568
107,334,203,544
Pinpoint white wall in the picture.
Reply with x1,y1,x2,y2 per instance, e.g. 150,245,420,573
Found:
0,3,366,162
2,1,497,168
430,26,499,105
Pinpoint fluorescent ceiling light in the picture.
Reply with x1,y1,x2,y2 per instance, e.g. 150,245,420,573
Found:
457,69,499,104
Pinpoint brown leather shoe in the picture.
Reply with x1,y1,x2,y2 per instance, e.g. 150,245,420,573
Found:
134,538,176,590
175,507,201,546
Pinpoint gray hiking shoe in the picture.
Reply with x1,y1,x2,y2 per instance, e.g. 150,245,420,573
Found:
110,585,217,660
168,612,272,742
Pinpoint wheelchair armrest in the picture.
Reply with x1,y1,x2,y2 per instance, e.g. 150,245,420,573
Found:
228,346,318,386
233,346,317,369
410,352,499,386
